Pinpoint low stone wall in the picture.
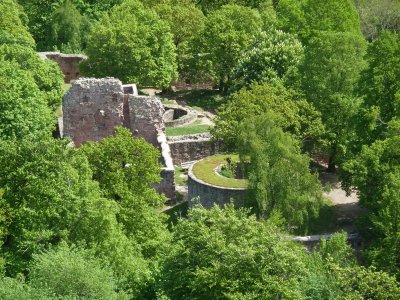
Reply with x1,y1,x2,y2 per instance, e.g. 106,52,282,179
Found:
39,52,87,83
188,164,247,209
168,134,220,165
293,233,364,253
163,106,197,128
156,132,176,200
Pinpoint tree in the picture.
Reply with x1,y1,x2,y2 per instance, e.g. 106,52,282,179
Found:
29,243,127,299
238,114,324,232
193,0,270,14
0,60,54,140
0,44,64,111
49,0,90,53
0,0,35,47
81,0,177,88
300,31,366,170
153,1,206,79
80,127,169,261
232,30,303,89
0,137,152,297
353,0,400,40
161,204,310,299
358,31,400,126
275,0,361,43
341,134,400,278
212,82,324,150
194,4,262,91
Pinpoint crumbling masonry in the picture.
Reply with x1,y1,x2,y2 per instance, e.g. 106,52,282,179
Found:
63,78,175,199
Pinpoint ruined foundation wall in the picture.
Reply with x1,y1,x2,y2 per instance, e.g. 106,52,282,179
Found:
128,95,165,147
168,134,220,165
63,78,125,147
188,165,247,209
39,52,87,83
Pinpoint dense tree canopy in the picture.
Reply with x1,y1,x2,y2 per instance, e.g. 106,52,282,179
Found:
194,4,262,91
0,44,64,110
81,0,177,88
353,0,400,40
342,133,400,278
232,29,303,89
48,0,90,53
0,60,54,140
0,0,35,47
238,115,324,232
212,82,324,150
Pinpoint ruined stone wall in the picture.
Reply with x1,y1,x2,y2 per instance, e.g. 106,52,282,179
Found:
39,52,87,83
156,132,176,200
128,95,165,147
168,134,220,165
188,165,247,209
63,78,125,147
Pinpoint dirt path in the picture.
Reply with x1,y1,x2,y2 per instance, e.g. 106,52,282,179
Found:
319,172,366,232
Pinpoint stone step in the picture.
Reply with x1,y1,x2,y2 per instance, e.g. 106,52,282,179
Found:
180,160,197,169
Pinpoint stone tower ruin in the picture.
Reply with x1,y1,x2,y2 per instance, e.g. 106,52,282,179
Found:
62,77,175,199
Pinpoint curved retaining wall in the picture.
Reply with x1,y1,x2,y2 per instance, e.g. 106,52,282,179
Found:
163,106,197,128
188,164,248,209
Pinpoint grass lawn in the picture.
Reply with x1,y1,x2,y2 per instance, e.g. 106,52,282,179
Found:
192,154,248,189
166,124,210,136
174,166,188,185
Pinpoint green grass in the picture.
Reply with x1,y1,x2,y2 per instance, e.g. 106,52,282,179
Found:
192,154,248,189
162,89,226,112
166,124,210,136
164,200,189,228
174,166,188,185
63,83,72,93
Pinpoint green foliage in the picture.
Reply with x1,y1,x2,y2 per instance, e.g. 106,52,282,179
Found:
0,137,153,297
0,276,53,300
300,31,366,168
353,0,400,40
301,31,366,108
80,127,170,288
154,1,206,80
194,4,262,91
193,0,271,14
29,243,126,299
0,0,35,47
18,0,123,50
81,0,177,88
0,44,64,110
341,134,400,278
212,82,324,150
80,127,162,202
303,0,361,37
276,0,361,42
0,60,54,140
238,114,324,232
161,204,310,299
232,30,304,89
359,31,400,125
49,0,90,53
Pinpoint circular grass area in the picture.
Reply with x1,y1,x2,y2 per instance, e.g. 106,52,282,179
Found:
191,154,248,189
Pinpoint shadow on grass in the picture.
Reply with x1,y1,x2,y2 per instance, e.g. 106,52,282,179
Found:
164,201,189,228
162,89,226,113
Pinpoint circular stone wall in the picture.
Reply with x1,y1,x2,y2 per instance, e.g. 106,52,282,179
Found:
188,155,248,209
163,105,197,128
